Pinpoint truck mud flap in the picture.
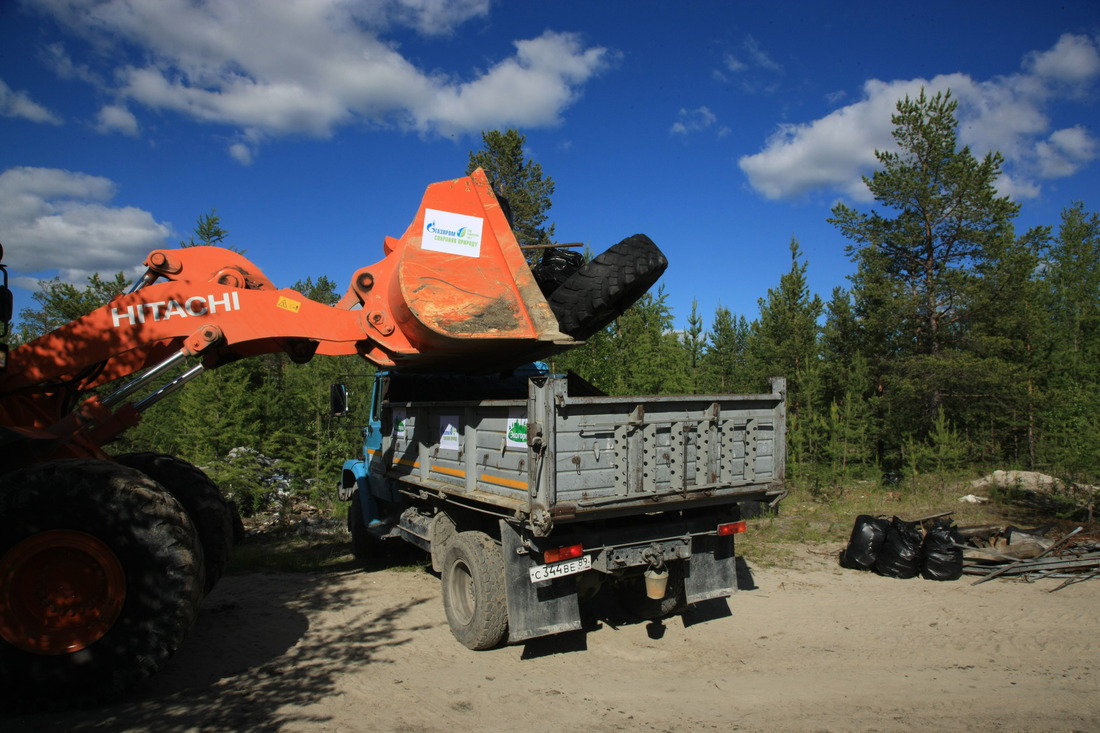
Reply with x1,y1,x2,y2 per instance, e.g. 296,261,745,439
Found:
499,520,583,643
683,534,736,604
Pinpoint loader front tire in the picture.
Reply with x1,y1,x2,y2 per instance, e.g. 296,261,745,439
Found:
0,460,204,711
116,452,233,594
545,234,668,340
441,532,508,650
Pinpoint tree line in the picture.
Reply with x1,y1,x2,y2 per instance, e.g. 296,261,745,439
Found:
557,91,1100,491
9,96,1099,511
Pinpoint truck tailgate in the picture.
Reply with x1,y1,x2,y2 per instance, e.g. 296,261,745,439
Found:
533,377,786,519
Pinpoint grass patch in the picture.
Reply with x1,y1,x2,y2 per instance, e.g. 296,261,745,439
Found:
737,472,1018,569
225,513,432,575
226,528,360,574
225,471,1074,576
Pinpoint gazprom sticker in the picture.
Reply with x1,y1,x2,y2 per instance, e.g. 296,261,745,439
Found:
423,209,483,258
439,416,461,450
506,410,527,449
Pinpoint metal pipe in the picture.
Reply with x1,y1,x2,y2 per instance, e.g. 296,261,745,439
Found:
101,350,189,408
126,269,158,294
133,363,206,412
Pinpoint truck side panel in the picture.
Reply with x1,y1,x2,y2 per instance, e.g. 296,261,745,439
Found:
540,378,786,518
384,399,532,510
378,376,785,521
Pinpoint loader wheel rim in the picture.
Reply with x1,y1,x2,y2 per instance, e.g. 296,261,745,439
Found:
0,530,126,655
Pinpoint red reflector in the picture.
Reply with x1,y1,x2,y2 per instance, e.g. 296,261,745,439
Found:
543,544,583,564
718,520,747,536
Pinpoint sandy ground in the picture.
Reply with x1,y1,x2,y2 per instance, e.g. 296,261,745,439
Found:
6,546,1099,733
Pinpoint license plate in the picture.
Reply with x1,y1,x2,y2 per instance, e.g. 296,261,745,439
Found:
529,554,592,583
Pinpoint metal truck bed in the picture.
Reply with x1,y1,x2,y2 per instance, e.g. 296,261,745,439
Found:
381,375,786,530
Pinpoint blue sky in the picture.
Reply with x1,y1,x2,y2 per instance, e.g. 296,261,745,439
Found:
2,0,1098,334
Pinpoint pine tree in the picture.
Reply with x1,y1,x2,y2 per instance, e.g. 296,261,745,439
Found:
15,272,128,342
684,299,707,393
1036,202,1100,479
828,89,1030,466
467,129,556,258
819,290,878,478
739,239,825,480
179,210,229,248
745,238,823,403
557,288,688,396
551,323,617,389
608,287,690,395
699,305,752,393
263,276,365,490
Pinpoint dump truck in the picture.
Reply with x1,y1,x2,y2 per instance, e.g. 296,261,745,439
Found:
0,170,671,709
335,366,787,648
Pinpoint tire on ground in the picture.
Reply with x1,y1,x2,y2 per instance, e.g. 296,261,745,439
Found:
545,234,669,341
0,459,204,711
440,531,508,650
116,451,233,594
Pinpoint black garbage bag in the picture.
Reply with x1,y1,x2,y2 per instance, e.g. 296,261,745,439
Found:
839,514,889,570
874,517,923,579
531,247,584,296
921,519,963,581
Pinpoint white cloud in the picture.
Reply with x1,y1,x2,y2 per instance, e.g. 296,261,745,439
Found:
1034,125,1097,178
722,55,748,74
1024,32,1100,88
29,0,609,160
671,106,722,136
41,42,99,85
0,77,62,125
414,32,611,135
376,0,491,36
714,36,782,93
95,104,139,136
228,142,254,166
722,36,782,75
0,167,169,283
740,77,911,201
739,33,1100,201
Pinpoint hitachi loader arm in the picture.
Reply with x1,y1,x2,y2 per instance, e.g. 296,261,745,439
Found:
0,169,663,463
6,169,570,385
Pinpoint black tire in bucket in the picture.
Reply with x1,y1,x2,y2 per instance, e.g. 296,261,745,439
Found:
545,234,668,340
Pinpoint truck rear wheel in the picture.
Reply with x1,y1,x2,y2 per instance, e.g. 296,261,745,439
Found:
440,532,507,650
0,460,204,710
116,452,233,594
544,234,668,340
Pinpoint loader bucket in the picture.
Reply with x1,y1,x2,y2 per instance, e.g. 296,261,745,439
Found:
337,169,575,369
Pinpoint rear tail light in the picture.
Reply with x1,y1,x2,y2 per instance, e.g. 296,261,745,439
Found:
718,520,747,536
543,544,584,563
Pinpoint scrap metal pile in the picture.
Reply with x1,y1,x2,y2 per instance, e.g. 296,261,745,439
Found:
839,513,1100,590
960,524,1100,590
